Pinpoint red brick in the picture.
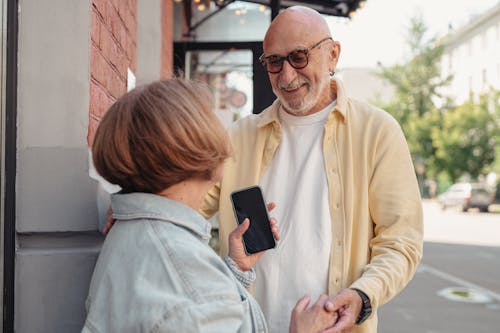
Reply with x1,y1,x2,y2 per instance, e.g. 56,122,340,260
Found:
116,0,127,18
90,80,114,118
109,11,121,43
122,5,136,38
91,44,123,98
161,0,173,78
109,0,120,12
90,44,106,83
100,27,126,81
107,69,126,98
89,80,100,117
91,10,102,47
126,37,136,64
110,15,127,52
99,25,113,58
115,52,129,77
92,0,107,24
89,0,137,134
103,0,118,28
129,0,137,17
130,57,137,75
87,114,101,147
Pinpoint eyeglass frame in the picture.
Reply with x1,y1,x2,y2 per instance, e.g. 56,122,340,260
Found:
258,37,333,74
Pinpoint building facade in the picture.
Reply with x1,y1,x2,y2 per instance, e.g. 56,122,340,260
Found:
1,0,173,331
440,2,500,105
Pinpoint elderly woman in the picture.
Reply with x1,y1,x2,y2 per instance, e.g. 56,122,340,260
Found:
82,78,336,333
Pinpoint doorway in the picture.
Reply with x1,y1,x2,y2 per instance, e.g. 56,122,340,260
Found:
174,41,275,120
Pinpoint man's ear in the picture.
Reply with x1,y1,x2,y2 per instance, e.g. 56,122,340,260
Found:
329,41,341,68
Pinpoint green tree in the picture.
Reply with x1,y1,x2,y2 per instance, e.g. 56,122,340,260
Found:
376,14,500,189
432,95,498,181
486,89,500,176
377,14,452,181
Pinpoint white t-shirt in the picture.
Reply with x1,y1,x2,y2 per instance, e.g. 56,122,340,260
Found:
257,101,336,333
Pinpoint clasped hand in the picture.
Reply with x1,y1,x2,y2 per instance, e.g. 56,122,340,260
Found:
227,203,363,333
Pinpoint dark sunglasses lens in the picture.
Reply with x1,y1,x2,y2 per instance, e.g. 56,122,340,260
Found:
289,51,308,68
266,56,284,73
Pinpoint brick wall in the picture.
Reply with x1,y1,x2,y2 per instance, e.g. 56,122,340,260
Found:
161,0,173,79
88,0,138,146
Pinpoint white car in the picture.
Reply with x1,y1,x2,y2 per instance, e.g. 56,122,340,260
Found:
438,182,492,212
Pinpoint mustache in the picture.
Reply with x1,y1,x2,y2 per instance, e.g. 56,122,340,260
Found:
278,79,309,91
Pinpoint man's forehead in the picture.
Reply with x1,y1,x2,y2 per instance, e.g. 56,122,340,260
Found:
263,32,315,55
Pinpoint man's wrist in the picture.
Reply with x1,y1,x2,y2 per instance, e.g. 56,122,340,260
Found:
350,288,372,325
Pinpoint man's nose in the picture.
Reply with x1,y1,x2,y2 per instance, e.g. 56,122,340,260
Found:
278,60,297,85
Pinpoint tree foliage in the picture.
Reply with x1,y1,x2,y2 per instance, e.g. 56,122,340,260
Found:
377,14,499,184
378,15,451,176
432,96,498,180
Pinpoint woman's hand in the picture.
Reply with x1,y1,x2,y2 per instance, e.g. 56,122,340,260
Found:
102,206,115,235
289,295,338,333
227,203,280,271
322,289,363,333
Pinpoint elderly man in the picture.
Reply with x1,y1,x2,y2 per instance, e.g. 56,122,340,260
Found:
202,6,423,333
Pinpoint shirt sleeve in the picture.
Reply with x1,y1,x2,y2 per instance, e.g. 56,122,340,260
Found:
350,120,424,311
200,182,221,219
223,255,256,289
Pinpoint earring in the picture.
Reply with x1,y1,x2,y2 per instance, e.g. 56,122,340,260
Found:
329,70,335,76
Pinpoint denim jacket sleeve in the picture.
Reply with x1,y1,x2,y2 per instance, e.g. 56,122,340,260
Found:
154,297,252,333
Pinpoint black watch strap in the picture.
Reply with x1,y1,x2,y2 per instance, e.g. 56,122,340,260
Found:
351,288,372,325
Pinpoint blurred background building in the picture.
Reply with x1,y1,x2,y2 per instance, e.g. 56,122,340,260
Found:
440,2,500,105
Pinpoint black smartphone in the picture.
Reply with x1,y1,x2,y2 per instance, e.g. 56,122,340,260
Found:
230,186,276,254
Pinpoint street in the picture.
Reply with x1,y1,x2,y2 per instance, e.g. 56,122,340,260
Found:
379,200,500,333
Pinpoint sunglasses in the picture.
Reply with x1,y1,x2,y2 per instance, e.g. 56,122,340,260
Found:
259,37,333,74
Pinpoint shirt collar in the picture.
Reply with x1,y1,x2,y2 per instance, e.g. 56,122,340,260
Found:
111,192,212,240
256,77,348,128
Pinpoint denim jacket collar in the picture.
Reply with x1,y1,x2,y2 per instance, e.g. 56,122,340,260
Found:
111,192,212,240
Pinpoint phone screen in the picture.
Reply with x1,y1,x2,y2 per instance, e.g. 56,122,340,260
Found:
230,186,276,254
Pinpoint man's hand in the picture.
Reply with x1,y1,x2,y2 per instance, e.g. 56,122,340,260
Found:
323,289,363,333
289,294,338,333
227,203,279,271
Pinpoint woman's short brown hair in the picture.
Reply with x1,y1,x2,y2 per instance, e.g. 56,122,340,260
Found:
92,78,231,194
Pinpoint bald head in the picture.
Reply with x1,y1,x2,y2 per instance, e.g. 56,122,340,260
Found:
263,6,331,51
260,6,340,116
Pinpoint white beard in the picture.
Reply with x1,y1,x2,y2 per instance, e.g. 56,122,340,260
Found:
276,75,331,116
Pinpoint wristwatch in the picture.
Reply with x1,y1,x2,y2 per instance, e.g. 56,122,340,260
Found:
351,288,372,325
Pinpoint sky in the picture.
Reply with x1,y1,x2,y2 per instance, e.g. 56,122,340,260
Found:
327,0,500,68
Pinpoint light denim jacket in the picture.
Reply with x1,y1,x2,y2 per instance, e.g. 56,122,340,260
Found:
83,192,267,333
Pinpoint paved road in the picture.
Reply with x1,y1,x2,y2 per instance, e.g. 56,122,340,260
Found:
423,200,500,247
378,201,500,333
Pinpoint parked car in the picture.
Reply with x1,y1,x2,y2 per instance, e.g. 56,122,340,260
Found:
438,182,493,212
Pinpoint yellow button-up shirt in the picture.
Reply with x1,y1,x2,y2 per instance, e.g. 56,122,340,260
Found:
202,78,423,333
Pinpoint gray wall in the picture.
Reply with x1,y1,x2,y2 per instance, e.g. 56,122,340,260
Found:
16,0,102,332
137,0,162,85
